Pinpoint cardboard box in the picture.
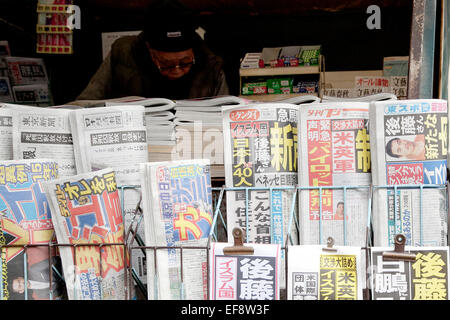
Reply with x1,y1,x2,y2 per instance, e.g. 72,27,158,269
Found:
267,77,292,94
242,79,267,95
299,45,321,66
292,78,319,94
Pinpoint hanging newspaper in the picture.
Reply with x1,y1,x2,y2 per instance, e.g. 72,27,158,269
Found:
298,102,371,247
222,103,299,245
69,105,148,284
140,159,213,300
370,99,448,247
0,107,13,160
3,104,76,177
209,242,281,300
0,159,66,300
287,244,365,300
43,168,126,300
370,246,449,300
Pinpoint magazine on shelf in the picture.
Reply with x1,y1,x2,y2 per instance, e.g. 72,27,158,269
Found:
209,242,281,300
0,159,65,300
298,102,371,247
68,105,148,284
369,99,448,247
0,107,12,160
12,83,50,106
140,159,213,300
370,246,449,300
43,168,127,300
287,244,365,300
5,57,48,86
3,104,76,177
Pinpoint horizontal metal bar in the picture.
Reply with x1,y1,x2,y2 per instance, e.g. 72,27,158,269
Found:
373,184,446,189
212,185,371,192
0,243,125,248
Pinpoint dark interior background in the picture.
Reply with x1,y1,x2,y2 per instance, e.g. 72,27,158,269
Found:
0,0,414,105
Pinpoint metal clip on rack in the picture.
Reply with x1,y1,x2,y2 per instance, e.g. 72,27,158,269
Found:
322,236,337,252
382,234,416,262
223,228,254,256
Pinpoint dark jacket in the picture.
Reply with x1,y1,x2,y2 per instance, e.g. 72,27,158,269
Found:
77,32,229,101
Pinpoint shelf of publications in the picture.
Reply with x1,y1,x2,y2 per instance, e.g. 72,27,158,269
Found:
238,55,325,102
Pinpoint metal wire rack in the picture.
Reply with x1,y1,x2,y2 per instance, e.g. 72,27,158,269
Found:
1,182,448,300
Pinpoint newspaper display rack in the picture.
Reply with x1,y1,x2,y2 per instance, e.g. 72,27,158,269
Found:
0,180,448,300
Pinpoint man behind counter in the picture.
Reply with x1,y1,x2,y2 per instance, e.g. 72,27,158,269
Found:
77,6,229,101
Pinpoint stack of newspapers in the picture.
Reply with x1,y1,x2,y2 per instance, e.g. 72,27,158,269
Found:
173,96,247,177
105,97,177,162
140,159,214,300
370,99,448,247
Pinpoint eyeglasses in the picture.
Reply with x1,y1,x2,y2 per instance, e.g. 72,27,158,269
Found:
156,58,195,72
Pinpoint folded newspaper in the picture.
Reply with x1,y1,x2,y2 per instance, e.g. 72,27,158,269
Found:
370,246,449,300
370,99,448,247
43,168,127,300
209,242,281,300
287,244,365,300
222,103,300,292
269,94,320,105
173,95,249,108
172,96,247,166
3,103,76,177
222,103,299,245
140,159,213,300
68,105,148,285
298,102,372,247
0,159,65,300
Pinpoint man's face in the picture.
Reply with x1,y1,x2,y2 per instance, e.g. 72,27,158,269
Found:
149,47,195,80
390,138,414,157
12,277,25,294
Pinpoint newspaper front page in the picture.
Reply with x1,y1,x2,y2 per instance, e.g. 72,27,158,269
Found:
222,103,300,291
140,159,213,300
298,102,371,247
43,168,126,300
209,242,281,300
370,99,448,247
0,159,65,300
370,246,449,300
4,104,76,177
287,245,365,300
0,107,12,160
222,104,299,245
69,105,148,284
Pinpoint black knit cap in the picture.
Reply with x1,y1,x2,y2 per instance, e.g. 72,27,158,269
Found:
143,1,198,52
